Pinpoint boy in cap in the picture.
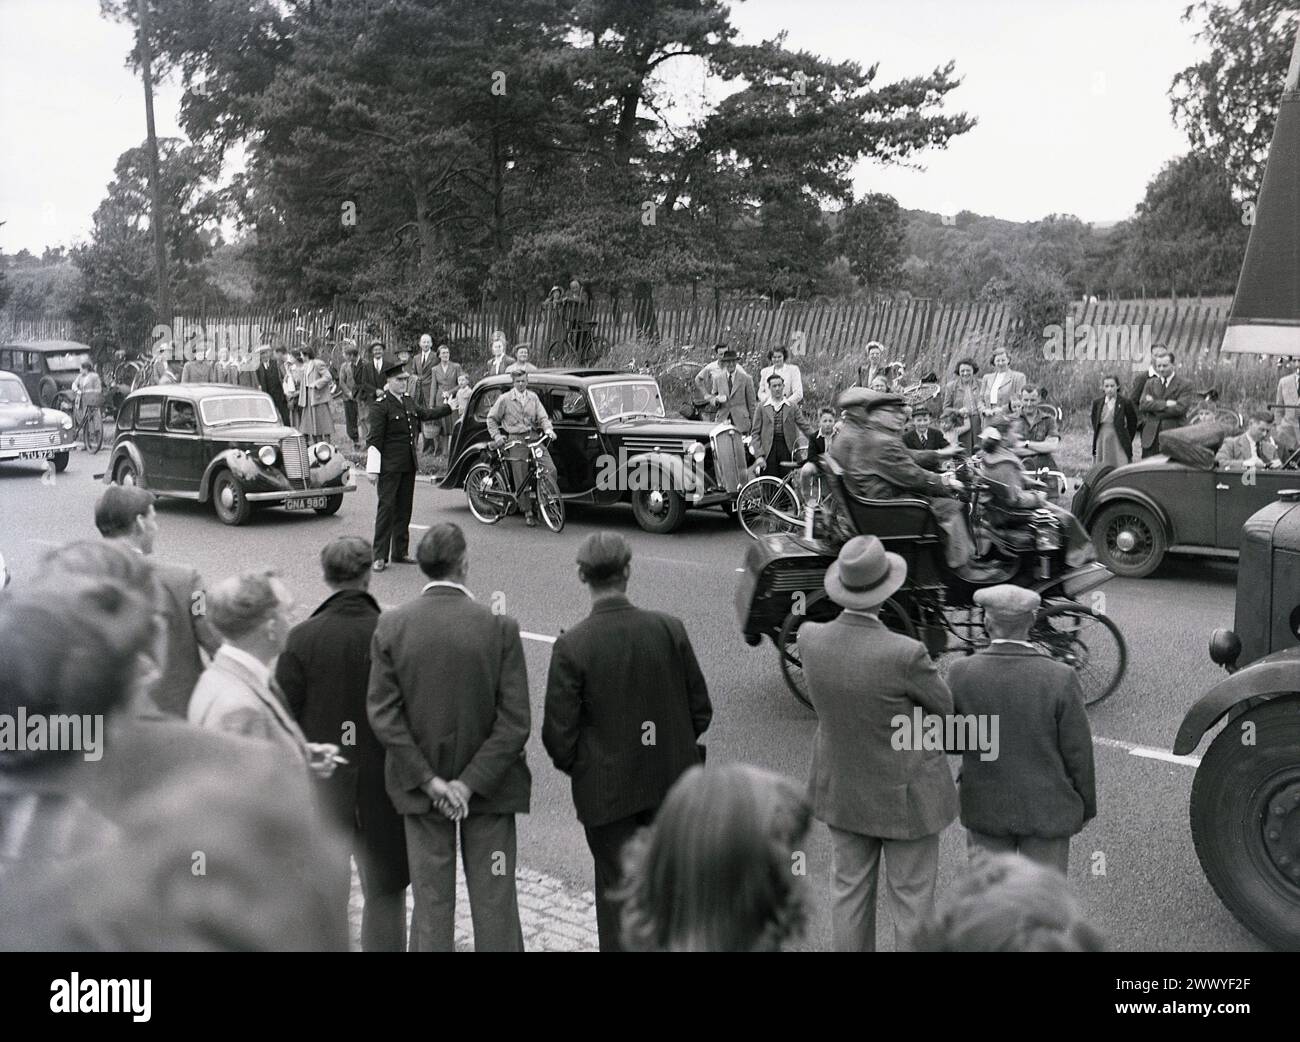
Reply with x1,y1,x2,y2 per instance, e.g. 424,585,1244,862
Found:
945,585,1096,873
799,534,958,951
543,532,712,951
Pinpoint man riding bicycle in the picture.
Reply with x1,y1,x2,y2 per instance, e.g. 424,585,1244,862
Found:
486,367,557,528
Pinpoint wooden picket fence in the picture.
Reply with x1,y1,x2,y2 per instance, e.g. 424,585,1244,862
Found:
3,296,1233,367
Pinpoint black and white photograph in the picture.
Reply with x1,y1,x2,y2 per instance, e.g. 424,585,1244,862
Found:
0,0,1297,990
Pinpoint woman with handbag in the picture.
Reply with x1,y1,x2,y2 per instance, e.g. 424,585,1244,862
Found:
297,346,335,441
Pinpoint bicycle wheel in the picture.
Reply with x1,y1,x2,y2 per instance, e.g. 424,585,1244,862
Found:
465,462,508,524
1030,601,1127,707
84,409,104,453
735,476,801,538
536,471,565,532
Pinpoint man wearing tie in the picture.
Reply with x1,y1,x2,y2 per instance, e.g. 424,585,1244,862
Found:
1215,411,1283,470
710,349,755,434
366,358,453,571
1136,348,1195,456
428,345,464,459
487,335,512,376
354,340,387,444
411,334,436,408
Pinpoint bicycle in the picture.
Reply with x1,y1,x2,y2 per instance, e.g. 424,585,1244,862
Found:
463,434,564,531
54,388,105,453
544,321,609,367
735,445,829,538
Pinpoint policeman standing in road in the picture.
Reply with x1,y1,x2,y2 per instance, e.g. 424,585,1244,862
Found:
366,357,452,572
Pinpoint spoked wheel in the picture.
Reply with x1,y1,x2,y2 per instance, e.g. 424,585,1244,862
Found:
1030,601,1127,707
465,462,508,524
84,409,104,453
536,471,565,533
1093,503,1166,578
736,476,801,538
777,593,916,711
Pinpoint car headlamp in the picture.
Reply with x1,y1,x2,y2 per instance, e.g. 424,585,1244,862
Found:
257,445,277,466
314,443,333,462
690,441,706,463
59,413,73,430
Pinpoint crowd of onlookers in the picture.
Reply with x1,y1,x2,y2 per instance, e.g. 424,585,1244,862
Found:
0,477,1103,952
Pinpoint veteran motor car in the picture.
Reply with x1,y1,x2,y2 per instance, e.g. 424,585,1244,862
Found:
0,369,80,473
103,384,355,525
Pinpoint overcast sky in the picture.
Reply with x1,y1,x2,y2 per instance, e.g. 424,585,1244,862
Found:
0,0,1202,254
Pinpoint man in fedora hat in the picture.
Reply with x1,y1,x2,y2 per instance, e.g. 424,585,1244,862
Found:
366,357,453,571
705,349,755,433
799,535,958,951
946,585,1095,874
832,388,991,578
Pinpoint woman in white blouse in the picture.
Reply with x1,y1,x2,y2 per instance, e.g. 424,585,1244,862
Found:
757,346,803,406
978,347,1026,420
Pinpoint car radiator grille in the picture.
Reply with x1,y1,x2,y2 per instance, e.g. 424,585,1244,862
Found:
1,429,60,450
621,436,692,454
764,566,831,593
280,436,309,485
711,429,746,490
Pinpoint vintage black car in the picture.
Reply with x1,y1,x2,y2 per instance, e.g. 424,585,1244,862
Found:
0,369,80,472
0,340,95,407
104,384,355,525
1073,453,1300,578
440,369,748,533
1173,490,1300,950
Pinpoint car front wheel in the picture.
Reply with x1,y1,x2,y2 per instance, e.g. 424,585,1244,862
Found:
631,489,685,533
1092,502,1166,578
1190,697,1300,950
52,451,69,474
313,494,344,516
114,456,139,486
212,469,252,526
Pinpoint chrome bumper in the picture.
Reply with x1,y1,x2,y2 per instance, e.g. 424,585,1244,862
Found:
0,442,81,461
245,483,356,502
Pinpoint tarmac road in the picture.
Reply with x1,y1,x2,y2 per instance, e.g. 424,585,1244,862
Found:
0,452,1270,952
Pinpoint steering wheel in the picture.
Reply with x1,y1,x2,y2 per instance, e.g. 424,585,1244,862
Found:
1282,446,1300,470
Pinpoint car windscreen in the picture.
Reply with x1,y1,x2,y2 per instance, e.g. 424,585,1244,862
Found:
0,377,31,404
588,382,665,422
44,351,92,373
199,394,279,426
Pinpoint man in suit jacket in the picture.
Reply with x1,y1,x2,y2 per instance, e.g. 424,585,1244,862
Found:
902,405,947,455
188,571,339,782
946,586,1096,873
427,344,464,457
487,334,513,376
1136,349,1196,454
543,533,712,951
410,334,436,406
751,371,812,475
365,357,452,569
798,535,958,951
1275,359,1300,454
1216,411,1282,470
252,345,290,426
709,349,755,433
854,341,886,389
693,342,737,418
277,536,409,952
367,523,531,952
94,485,221,717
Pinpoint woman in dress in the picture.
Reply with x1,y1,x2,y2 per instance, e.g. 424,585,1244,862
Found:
943,357,981,454
296,345,335,441
978,347,1025,420
1090,374,1139,468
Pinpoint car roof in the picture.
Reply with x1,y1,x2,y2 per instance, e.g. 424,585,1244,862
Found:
2,340,93,353
125,383,269,402
476,369,654,390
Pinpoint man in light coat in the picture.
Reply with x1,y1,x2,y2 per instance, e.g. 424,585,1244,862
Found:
798,535,958,951
708,349,755,433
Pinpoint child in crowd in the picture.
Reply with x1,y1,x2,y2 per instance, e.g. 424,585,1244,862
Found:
453,372,472,420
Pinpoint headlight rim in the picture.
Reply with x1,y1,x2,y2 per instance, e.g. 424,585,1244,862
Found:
257,444,277,466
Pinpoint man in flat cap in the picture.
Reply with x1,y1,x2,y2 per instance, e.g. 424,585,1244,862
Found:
366,357,453,571
832,388,989,577
946,585,1096,873
543,531,712,951
799,534,958,951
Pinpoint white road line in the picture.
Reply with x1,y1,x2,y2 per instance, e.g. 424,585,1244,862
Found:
409,523,430,531
1094,735,1201,768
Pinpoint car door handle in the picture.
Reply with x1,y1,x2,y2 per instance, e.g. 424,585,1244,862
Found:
1215,483,1230,490
586,434,599,440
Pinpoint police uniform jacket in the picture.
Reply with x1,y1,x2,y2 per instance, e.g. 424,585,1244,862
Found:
367,390,451,474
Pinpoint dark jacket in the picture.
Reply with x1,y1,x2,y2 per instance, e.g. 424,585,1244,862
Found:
367,391,451,474
542,596,712,827
254,359,290,425
149,558,221,718
831,416,950,501
1136,373,1197,451
1089,394,1140,460
903,428,947,453
750,400,813,460
367,585,531,816
947,643,1096,839
277,589,407,891
354,358,385,406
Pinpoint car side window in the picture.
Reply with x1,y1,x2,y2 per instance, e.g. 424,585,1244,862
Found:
0,350,9,370
166,400,198,432
116,399,136,431
473,388,502,423
555,389,590,423
135,398,163,431
27,352,42,373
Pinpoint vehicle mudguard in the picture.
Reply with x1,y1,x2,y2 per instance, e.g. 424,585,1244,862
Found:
103,441,146,486
1173,662,1300,754
1084,486,1173,538
620,451,704,503
199,448,272,502
440,441,491,490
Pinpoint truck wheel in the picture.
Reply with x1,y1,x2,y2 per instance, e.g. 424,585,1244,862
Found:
211,469,252,526
1092,502,1166,578
631,489,685,533
1190,697,1300,950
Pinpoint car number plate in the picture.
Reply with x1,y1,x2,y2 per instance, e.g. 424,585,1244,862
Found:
285,495,330,510
17,449,55,460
